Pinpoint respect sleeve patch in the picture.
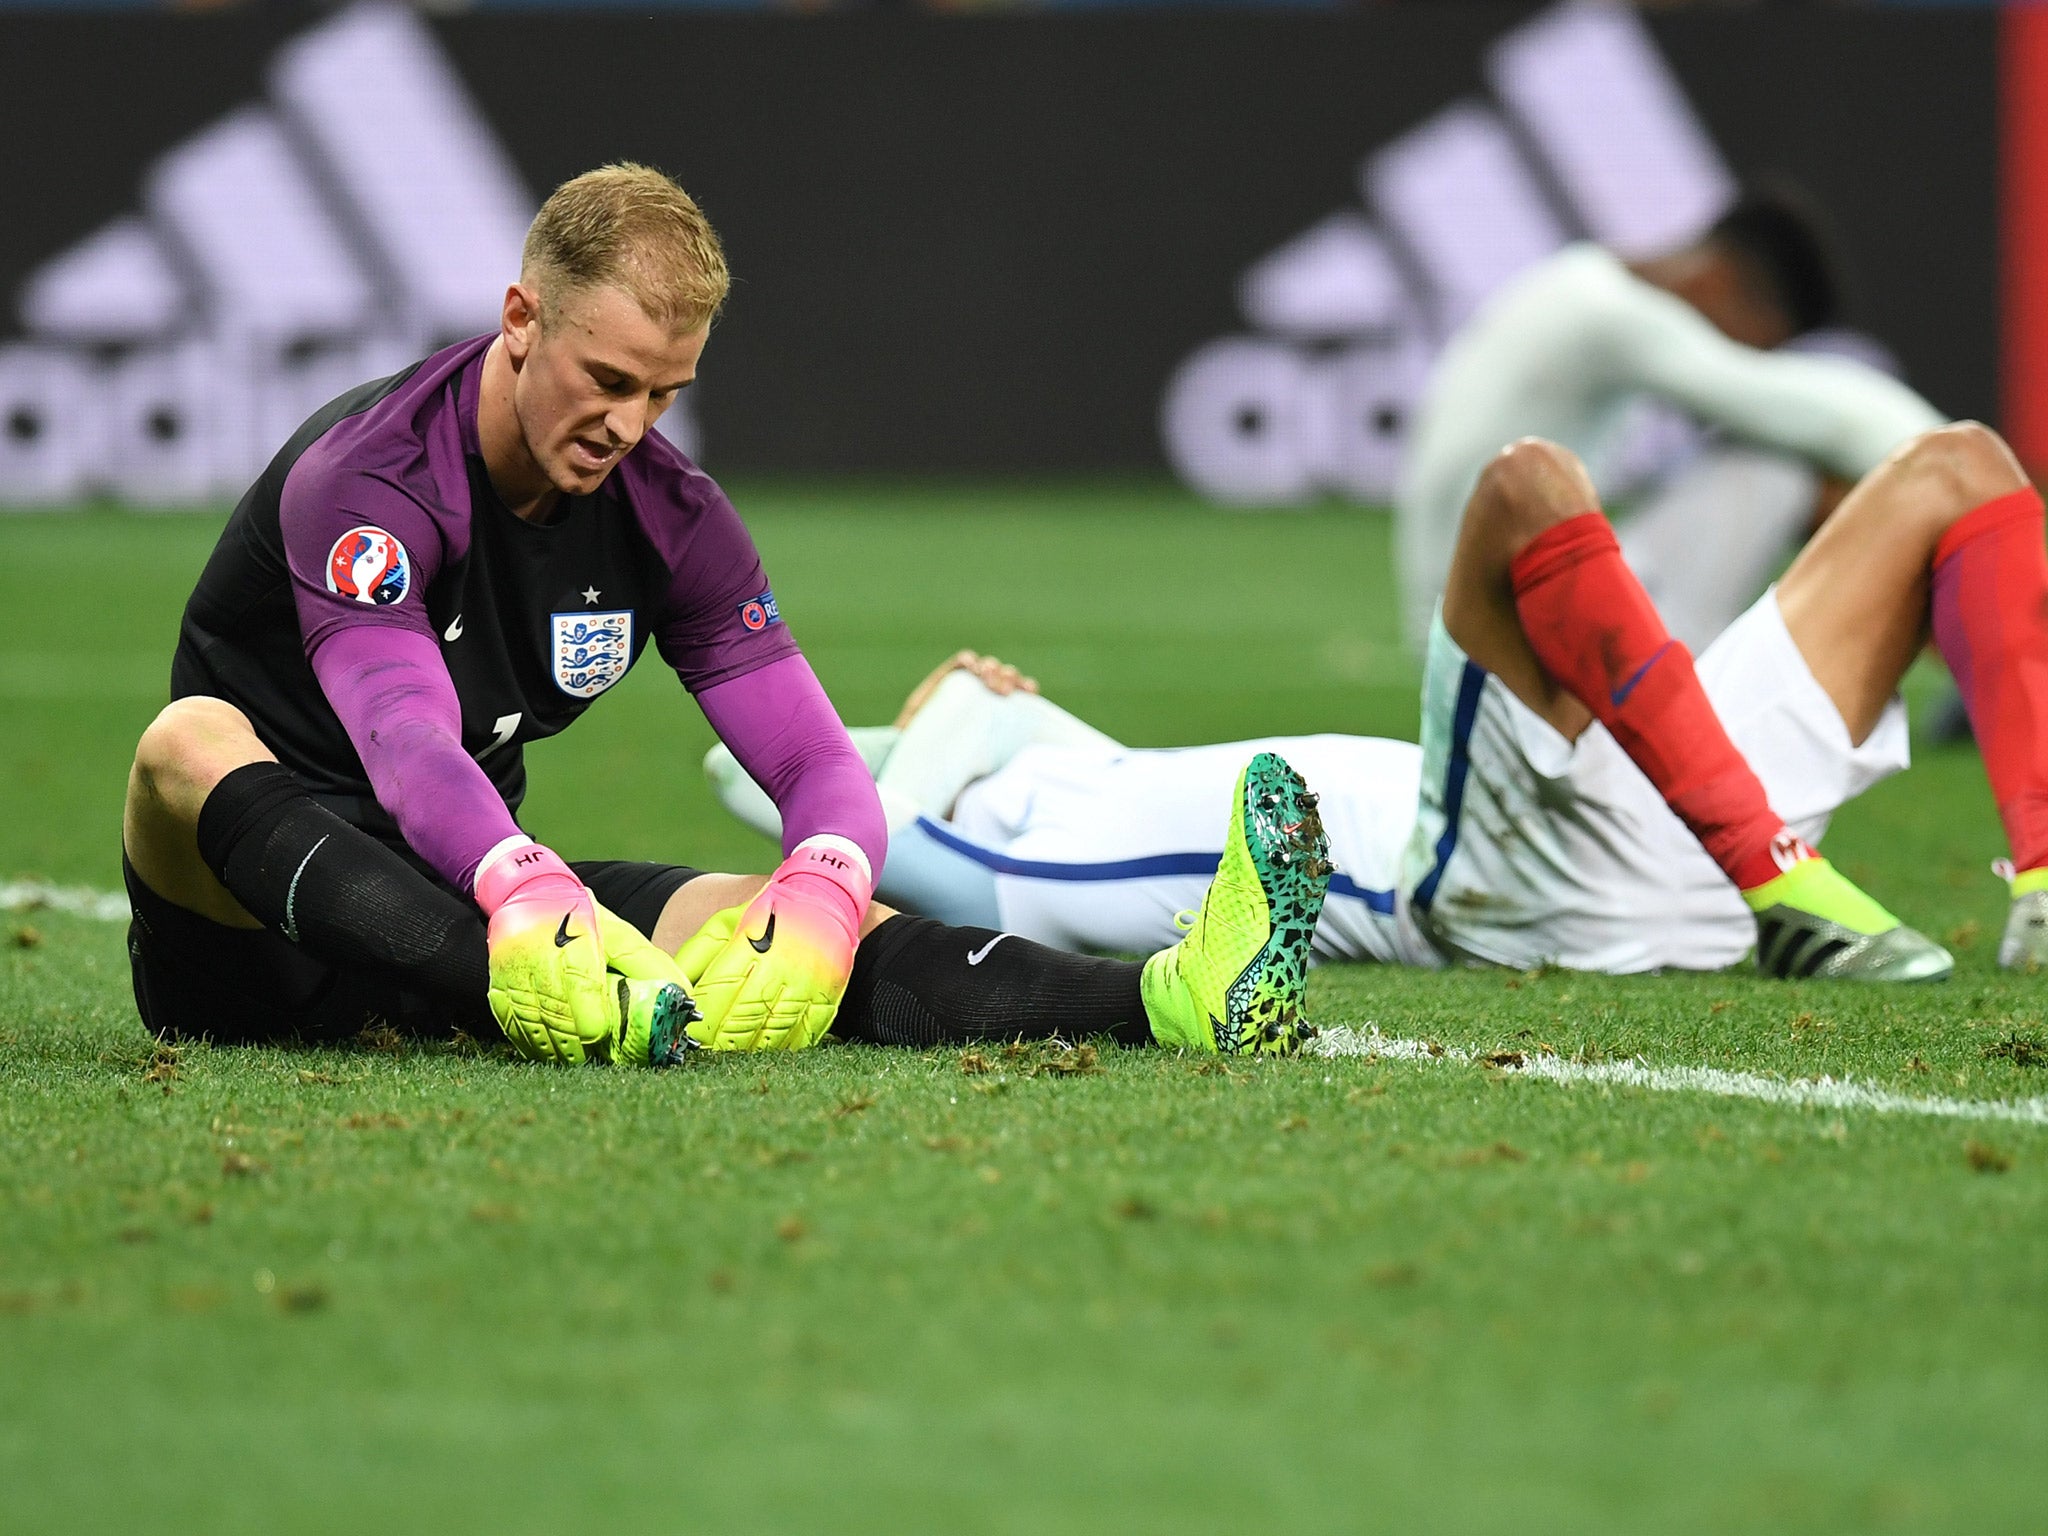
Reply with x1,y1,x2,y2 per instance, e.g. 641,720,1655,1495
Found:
736,591,782,631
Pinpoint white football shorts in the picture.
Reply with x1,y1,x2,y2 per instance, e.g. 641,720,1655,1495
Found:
944,734,1441,964
1400,587,1911,973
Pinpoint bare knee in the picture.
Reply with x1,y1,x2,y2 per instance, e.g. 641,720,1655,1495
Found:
1439,439,1599,738
130,697,268,824
1463,438,1603,560
650,872,770,953
1885,422,2028,525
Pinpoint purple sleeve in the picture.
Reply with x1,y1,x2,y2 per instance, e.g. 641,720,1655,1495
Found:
308,624,522,893
280,462,452,654
638,468,802,693
696,653,887,875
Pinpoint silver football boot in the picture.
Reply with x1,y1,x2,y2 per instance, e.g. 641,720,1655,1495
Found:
1753,904,1954,983
1999,889,2048,972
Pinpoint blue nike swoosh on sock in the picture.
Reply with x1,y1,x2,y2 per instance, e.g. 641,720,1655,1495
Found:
1610,641,1676,708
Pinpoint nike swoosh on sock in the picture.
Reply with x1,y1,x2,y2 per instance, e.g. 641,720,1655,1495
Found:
281,834,329,944
1610,641,1675,708
966,933,1011,965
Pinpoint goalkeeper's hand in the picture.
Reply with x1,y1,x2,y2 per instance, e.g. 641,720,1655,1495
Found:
475,841,689,1065
677,837,873,1051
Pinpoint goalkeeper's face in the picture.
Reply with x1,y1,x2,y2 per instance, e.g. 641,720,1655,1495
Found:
509,282,709,495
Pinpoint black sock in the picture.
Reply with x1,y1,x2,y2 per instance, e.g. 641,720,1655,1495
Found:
195,762,489,1027
835,915,1151,1048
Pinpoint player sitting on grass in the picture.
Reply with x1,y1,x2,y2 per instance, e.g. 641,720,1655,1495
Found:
713,422,2048,980
121,163,1328,1064
1397,186,1944,657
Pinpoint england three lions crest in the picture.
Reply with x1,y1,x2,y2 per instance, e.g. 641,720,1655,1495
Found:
551,610,634,699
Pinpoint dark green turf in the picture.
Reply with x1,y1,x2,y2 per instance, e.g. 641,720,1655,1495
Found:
2,490,2045,1534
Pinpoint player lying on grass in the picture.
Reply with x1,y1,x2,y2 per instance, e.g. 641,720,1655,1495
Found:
714,422,2048,979
1397,186,1945,656
120,162,1329,1064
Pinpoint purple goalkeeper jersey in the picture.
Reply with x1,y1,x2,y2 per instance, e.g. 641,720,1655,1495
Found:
172,334,801,843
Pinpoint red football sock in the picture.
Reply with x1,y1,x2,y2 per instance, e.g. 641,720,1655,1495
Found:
1509,513,1804,892
1930,487,2048,875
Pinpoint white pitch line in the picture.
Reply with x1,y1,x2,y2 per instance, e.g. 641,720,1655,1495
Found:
1,879,128,923
2,881,2041,1128
1311,1026,2048,1129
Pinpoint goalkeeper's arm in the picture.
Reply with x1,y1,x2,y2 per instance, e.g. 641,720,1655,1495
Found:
309,625,526,895
696,655,888,884
695,652,889,896
682,654,889,1048
312,627,675,1062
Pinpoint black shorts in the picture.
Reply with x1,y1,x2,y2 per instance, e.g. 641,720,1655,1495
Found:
124,856,706,1046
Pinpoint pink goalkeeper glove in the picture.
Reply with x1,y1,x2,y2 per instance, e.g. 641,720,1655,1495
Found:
477,843,696,1073
475,841,611,1064
677,836,873,1051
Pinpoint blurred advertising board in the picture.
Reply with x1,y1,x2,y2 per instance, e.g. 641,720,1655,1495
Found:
0,1,1998,501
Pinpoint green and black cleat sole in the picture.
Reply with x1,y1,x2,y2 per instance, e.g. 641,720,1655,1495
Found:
617,978,702,1067
1221,752,1334,1054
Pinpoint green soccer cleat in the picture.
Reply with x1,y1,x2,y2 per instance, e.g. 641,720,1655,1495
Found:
613,977,700,1067
1140,752,1332,1054
1744,856,1952,983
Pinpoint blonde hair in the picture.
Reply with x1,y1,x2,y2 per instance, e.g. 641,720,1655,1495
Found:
521,163,730,332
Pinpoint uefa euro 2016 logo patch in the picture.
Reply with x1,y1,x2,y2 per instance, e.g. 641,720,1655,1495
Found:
551,610,634,699
325,526,411,606
737,591,782,632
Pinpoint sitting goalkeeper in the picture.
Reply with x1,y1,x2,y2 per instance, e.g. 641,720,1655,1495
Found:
119,163,1328,1064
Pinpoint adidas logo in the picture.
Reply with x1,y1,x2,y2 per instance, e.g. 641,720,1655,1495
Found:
1755,912,1852,981
1770,829,1812,875
0,2,700,508
1159,0,1734,508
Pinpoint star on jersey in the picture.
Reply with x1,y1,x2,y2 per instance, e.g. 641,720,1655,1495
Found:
582,587,601,605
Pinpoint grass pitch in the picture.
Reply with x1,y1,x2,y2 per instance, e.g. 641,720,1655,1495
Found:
3,488,2046,1533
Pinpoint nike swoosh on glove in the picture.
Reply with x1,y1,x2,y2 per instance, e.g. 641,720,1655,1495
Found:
677,836,873,1052
475,841,688,1064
